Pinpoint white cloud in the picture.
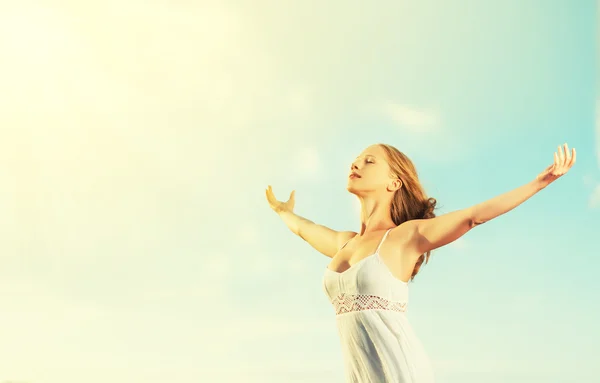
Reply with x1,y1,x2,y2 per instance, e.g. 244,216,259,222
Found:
448,237,468,250
203,254,233,281
287,257,310,274
363,99,471,163
0,3,320,378
287,84,314,116
238,223,260,245
0,1,324,263
352,197,362,219
293,147,321,177
589,184,600,209
219,315,334,341
381,102,440,133
0,278,115,377
583,174,596,186
589,99,600,210
596,99,600,168
248,253,276,275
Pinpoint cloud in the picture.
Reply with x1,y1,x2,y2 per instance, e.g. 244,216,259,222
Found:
286,84,314,116
0,277,115,376
0,1,326,263
293,147,321,178
381,102,440,133
448,237,468,250
596,99,600,168
352,197,362,218
589,184,600,209
0,3,322,377
589,99,600,209
287,257,311,274
583,174,596,186
365,99,471,163
219,315,334,341
238,223,260,245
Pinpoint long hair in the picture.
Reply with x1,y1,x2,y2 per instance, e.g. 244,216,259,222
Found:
379,143,437,281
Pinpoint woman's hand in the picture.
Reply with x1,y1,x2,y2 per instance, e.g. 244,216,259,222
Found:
265,185,295,214
536,143,576,188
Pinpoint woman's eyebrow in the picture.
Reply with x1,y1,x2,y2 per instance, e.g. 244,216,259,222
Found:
355,155,377,159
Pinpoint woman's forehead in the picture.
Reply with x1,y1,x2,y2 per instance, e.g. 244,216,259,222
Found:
357,145,384,158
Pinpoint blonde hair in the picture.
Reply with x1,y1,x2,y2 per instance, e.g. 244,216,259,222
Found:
379,143,437,281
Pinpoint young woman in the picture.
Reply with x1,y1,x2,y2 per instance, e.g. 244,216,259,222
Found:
265,142,576,382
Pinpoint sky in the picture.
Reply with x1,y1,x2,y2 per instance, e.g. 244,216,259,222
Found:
0,0,598,382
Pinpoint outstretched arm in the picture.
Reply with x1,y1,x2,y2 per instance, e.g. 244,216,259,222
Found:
410,143,576,254
266,186,355,258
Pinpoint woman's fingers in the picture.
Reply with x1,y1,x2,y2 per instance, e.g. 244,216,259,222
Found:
265,189,272,206
558,143,577,171
266,186,277,205
551,143,576,176
557,145,564,166
569,148,576,167
266,185,288,211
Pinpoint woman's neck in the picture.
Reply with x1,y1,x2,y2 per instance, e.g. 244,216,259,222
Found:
358,196,395,236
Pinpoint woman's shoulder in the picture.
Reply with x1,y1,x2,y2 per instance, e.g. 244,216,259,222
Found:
337,230,358,245
388,221,421,252
390,220,419,237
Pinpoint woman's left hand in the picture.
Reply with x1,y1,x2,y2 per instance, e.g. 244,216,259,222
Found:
536,143,576,188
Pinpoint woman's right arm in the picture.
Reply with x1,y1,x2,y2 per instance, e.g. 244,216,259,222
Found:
278,210,355,258
266,186,354,258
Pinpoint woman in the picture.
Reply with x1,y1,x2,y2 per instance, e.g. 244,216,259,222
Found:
265,142,576,382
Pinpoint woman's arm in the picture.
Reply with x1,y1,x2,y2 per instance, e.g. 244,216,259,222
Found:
469,178,546,226
410,143,576,254
266,186,354,258
278,210,355,258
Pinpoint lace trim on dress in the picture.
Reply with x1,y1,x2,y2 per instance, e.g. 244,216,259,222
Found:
331,293,407,315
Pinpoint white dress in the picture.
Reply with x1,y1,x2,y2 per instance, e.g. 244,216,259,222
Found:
322,228,436,383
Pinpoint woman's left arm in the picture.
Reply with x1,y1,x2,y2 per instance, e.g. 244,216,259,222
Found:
411,143,577,254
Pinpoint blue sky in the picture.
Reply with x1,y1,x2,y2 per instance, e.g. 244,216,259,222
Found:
0,0,598,382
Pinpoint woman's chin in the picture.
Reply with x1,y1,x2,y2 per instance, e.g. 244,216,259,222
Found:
346,185,359,195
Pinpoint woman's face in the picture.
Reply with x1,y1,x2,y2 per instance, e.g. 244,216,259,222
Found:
347,145,396,195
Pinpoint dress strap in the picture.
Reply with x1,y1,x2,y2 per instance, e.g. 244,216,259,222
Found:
374,228,393,254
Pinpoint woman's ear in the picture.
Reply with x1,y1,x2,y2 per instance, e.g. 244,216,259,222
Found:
396,178,403,190
387,178,403,191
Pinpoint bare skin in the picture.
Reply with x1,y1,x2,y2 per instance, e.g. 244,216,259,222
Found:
266,143,576,283
327,144,421,282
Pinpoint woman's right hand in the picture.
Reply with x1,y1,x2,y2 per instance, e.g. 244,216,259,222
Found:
265,185,295,214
